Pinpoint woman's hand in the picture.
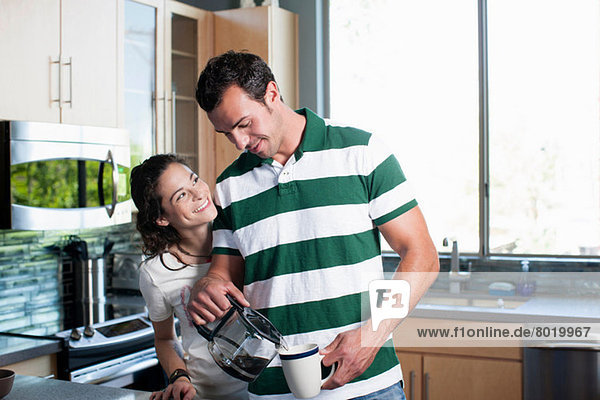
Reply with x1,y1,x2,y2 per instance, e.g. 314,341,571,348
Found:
149,378,196,400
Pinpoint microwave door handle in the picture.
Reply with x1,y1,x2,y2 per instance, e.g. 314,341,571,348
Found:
109,149,119,217
100,150,119,218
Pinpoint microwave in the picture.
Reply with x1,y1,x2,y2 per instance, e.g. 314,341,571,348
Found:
1,121,132,230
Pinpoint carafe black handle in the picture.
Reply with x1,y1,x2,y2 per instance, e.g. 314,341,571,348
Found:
193,294,242,341
225,293,244,311
194,322,214,341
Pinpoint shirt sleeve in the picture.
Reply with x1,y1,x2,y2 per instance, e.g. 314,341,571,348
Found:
138,262,172,322
211,187,242,256
364,133,418,226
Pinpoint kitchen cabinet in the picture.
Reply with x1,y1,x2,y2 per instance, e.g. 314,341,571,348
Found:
123,0,214,178
213,6,299,176
124,0,164,168
164,1,214,183
123,0,213,176
396,349,522,400
396,351,422,400
123,2,298,185
0,1,60,123
395,318,523,400
0,2,298,183
0,0,123,128
2,354,57,378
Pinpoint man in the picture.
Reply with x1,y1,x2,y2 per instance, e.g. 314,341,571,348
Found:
188,50,439,399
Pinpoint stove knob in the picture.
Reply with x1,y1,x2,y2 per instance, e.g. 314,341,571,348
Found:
83,326,95,338
70,328,82,341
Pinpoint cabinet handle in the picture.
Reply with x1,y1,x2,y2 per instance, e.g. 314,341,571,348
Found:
162,91,170,153
424,372,430,400
409,370,415,400
171,90,177,152
50,56,61,106
62,57,73,108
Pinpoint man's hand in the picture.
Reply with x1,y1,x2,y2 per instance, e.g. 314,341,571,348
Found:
320,323,389,390
187,273,249,325
149,378,196,400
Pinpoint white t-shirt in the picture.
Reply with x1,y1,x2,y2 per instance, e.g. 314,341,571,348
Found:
139,252,248,400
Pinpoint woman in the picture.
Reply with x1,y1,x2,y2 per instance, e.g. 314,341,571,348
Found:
130,154,248,400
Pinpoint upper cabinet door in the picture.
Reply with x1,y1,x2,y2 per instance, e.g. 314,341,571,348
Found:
0,0,122,127
124,0,164,169
60,0,122,127
214,6,298,110
0,0,61,123
165,1,214,184
213,6,298,176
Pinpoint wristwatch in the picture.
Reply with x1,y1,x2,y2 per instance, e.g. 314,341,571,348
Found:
168,368,191,385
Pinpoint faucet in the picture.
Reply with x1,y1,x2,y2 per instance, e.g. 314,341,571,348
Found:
442,237,460,273
443,237,470,294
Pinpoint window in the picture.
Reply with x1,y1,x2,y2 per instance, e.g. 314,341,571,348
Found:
329,0,600,257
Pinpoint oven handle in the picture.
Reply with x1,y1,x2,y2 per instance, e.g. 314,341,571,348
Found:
71,353,159,385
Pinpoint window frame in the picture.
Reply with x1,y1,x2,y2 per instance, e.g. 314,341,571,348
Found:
326,0,600,261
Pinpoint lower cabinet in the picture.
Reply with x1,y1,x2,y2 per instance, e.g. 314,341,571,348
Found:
2,354,58,378
396,348,522,400
397,351,422,400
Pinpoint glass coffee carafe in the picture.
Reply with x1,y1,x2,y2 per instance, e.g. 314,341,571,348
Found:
195,294,287,382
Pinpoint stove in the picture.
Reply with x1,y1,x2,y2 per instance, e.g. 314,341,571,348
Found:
55,248,167,390
55,312,154,356
54,312,167,390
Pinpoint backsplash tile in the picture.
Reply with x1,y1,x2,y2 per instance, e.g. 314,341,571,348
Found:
0,222,141,335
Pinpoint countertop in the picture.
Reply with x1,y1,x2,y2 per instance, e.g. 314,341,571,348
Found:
0,333,63,366
4,375,150,400
412,291,600,323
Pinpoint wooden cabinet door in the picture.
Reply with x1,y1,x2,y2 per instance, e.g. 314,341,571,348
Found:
3,354,57,378
213,6,298,177
165,1,214,184
60,0,121,127
423,354,522,400
397,351,423,400
0,0,61,123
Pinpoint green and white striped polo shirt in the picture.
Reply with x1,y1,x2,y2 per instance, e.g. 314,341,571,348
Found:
213,108,417,399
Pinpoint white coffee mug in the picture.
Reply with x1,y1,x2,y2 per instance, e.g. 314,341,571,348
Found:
279,343,336,399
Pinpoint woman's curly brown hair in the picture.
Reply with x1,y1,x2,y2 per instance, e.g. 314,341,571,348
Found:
130,154,189,257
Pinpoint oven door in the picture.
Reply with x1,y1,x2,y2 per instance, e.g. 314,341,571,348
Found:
70,347,166,390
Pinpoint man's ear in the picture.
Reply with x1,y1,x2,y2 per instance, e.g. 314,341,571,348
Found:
155,215,169,227
264,81,280,104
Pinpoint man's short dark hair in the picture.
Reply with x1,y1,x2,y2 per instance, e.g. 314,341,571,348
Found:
195,50,277,112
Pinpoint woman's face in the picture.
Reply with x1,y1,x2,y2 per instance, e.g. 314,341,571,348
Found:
154,162,218,230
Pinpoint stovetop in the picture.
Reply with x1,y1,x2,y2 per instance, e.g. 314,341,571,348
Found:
55,312,154,350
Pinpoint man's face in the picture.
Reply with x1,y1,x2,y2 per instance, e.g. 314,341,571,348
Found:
207,84,284,161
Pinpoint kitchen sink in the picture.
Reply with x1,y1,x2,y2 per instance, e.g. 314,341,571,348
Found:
418,296,527,309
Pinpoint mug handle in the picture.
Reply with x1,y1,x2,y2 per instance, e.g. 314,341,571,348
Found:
319,355,337,385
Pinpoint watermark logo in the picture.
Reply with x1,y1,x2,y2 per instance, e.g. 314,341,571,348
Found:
369,280,411,331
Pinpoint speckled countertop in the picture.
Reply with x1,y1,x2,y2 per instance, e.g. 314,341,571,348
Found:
4,375,150,400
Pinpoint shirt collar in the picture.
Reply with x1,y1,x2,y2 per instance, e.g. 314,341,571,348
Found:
293,107,326,162
246,107,325,167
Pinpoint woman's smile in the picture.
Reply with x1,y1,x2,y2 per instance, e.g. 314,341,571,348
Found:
193,198,210,213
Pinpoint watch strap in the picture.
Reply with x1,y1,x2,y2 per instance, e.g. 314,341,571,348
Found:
168,368,191,385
